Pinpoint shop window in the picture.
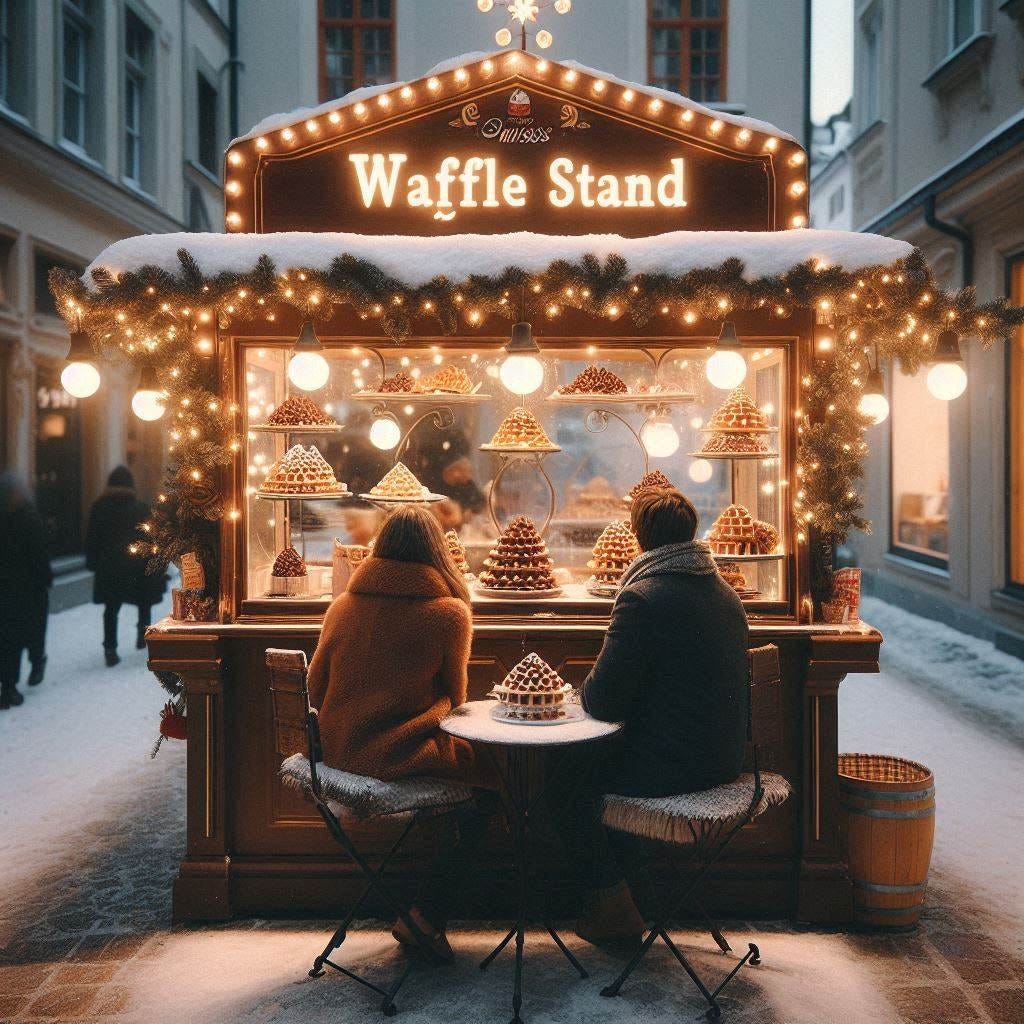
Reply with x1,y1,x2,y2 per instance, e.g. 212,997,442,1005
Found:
1009,258,1024,588
35,362,83,557
62,0,96,152
949,0,977,49
890,368,950,566
197,73,219,175
34,250,83,319
124,9,153,188
319,0,394,102
0,0,31,118
648,0,726,103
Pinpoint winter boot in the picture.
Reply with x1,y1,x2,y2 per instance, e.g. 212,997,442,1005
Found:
0,684,25,709
104,646,121,667
28,656,47,687
574,880,645,948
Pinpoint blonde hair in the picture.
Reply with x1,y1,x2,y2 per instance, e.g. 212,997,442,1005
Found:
372,505,471,605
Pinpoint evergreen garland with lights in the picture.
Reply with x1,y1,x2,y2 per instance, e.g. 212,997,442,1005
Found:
51,246,1024,601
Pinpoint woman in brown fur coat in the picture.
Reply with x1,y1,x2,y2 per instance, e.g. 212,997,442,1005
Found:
307,505,496,958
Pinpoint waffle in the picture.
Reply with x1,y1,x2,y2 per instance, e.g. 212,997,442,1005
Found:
271,546,307,578
267,396,336,427
718,562,748,590
626,470,673,502
488,407,555,449
588,521,641,584
699,431,769,456
445,530,471,575
708,503,759,556
378,372,414,394
478,515,557,591
369,462,429,500
414,365,474,394
707,386,771,433
261,445,343,494
559,365,628,395
753,519,780,555
490,653,572,720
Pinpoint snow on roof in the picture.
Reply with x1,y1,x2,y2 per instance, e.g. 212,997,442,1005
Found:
234,50,795,147
85,229,913,290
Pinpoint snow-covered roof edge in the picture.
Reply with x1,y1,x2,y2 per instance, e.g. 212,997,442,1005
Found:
234,50,796,147
85,229,913,291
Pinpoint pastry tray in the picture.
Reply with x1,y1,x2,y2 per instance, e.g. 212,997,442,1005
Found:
256,488,351,501
358,491,447,504
474,584,564,600
585,577,621,598
547,390,695,406
711,552,785,563
352,391,492,405
479,443,561,455
489,703,586,726
248,424,346,434
688,450,779,461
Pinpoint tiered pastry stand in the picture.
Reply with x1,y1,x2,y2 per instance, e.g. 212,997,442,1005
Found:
478,444,560,538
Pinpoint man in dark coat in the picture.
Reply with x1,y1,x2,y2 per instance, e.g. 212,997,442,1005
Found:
85,466,166,666
0,473,53,708
558,487,749,945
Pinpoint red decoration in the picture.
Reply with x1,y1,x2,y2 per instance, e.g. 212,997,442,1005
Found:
159,701,188,741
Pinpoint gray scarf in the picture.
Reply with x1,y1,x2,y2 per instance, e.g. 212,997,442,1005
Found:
617,540,718,597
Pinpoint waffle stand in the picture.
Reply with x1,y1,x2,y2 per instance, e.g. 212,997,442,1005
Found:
58,50,1021,925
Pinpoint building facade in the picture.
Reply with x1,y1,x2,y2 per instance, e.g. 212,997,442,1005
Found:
846,0,1024,656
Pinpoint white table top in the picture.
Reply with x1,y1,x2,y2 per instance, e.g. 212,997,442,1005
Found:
441,699,623,747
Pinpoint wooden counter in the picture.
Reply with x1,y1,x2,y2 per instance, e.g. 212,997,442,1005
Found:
147,607,880,925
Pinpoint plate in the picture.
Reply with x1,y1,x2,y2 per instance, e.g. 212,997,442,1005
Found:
478,443,561,455
489,703,586,726
585,577,620,598
711,552,785,563
358,491,447,504
248,424,346,434
547,391,695,405
474,584,564,600
256,488,351,501
352,391,492,404
687,450,779,461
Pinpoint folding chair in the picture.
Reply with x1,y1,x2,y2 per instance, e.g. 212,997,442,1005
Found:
598,644,792,1020
266,648,474,1016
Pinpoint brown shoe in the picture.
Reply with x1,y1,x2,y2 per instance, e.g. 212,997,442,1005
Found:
391,907,454,963
575,881,645,948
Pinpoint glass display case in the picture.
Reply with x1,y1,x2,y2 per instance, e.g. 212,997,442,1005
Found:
236,337,791,616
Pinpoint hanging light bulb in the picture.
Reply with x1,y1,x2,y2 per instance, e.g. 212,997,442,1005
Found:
61,330,101,398
287,320,330,391
131,365,167,421
640,413,680,458
688,458,714,484
554,0,572,12
495,26,512,46
858,365,889,425
535,29,553,48
369,414,402,451
705,321,747,390
926,330,968,401
499,322,545,395
477,0,494,10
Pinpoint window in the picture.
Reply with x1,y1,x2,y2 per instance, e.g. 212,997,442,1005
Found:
648,0,726,103
0,0,30,116
828,184,845,221
124,10,152,186
34,250,83,319
1009,258,1024,587
62,0,92,148
197,73,219,174
950,0,977,49
0,234,15,306
890,368,950,565
861,7,881,126
319,0,394,102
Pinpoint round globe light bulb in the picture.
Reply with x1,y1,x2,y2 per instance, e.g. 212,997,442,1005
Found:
477,0,494,10
688,458,714,484
705,349,747,390
640,416,680,459
495,27,512,46
132,388,167,422
554,0,572,12
61,361,101,399
499,353,544,395
926,361,967,401
287,351,330,391
536,29,553,48
858,391,890,425
369,416,402,451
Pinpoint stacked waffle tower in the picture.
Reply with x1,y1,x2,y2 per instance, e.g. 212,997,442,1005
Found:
445,530,471,575
479,515,558,592
268,396,336,427
488,407,555,449
415,365,474,394
708,503,760,556
369,462,429,500
559,365,629,395
626,469,674,503
261,445,343,494
491,653,572,720
588,521,641,586
699,386,773,456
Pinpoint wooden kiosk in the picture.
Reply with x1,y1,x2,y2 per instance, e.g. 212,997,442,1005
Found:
98,53,889,923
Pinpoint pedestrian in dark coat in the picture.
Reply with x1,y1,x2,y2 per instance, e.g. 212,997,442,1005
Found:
0,473,53,708
554,487,749,946
85,466,166,666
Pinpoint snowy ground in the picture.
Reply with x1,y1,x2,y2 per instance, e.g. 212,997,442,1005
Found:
1,596,1022,1023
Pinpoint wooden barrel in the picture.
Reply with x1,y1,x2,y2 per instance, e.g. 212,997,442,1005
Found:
838,753,935,929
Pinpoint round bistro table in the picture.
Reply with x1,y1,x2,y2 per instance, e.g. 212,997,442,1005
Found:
441,699,623,1024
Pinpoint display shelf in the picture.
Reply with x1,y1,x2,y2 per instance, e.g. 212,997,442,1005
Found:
710,552,785,563
255,488,351,501
688,450,779,461
479,443,562,455
358,491,447,506
248,424,346,435
352,391,492,405
547,390,695,406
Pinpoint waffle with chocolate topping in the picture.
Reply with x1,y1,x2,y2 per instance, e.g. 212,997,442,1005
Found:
479,515,557,591
267,396,336,427
708,503,760,556
379,372,415,394
488,407,556,449
261,445,344,495
588,521,641,584
271,546,307,578
445,530,471,575
626,469,674,502
369,462,429,500
414,365,474,394
490,653,572,720
559,365,629,395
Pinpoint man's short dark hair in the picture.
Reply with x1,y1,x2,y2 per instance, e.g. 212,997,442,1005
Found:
630,487,699,551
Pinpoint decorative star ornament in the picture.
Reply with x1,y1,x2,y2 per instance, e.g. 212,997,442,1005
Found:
477,0,572,51
508,0,540,23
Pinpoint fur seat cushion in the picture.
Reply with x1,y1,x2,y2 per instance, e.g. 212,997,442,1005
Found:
601,772,792,845
280,753,473,821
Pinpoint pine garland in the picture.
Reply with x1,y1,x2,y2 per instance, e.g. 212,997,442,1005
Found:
50,246,1024,597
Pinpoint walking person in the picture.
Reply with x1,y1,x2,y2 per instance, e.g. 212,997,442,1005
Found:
85,466,166,666
0,473,53,709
